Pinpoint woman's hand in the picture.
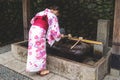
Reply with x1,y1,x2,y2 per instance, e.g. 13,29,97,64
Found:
61,34,64,38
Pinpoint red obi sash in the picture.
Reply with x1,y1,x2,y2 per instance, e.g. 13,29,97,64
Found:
32,15,48,31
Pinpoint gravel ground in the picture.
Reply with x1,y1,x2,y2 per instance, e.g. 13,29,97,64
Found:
0,44,32,80
0,64,32,80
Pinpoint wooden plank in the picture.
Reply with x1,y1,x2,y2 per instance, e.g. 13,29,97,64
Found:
112,0,120,55
22,0,30,40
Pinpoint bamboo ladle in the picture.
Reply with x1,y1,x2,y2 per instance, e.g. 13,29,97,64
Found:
61,34,102,49
70,37,83,49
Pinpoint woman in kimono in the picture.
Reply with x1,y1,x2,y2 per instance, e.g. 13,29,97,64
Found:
26,6,61,76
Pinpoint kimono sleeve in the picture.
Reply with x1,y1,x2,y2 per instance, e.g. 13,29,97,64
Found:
46,16,61,46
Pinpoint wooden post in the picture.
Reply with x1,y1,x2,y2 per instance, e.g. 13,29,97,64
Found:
112,0,120,55
110,0,120,69
22,0,30,40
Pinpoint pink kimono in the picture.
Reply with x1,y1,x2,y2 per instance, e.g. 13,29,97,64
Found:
26,9,61,72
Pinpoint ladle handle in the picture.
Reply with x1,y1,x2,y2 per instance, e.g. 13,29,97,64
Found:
70,39,80,49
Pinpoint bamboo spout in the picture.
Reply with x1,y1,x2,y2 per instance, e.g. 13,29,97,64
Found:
62,34,102,45
69,37,102,45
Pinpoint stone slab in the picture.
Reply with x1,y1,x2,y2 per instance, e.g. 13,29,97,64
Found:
103,75,120,80
11,41,27,62
47,55,109,80
4,59,26,73
49,75,69,80
0,44,11,54
97,19,110,54
110,68,120,77
22,71,54,80
0,51,14,65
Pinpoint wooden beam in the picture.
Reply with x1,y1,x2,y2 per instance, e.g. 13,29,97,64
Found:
112,0,120,55
22,0,30,40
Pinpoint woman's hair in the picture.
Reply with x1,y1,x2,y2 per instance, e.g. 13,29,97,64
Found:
49,5,60,11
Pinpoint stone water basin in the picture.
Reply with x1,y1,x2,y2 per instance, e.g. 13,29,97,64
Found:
11,40,110,80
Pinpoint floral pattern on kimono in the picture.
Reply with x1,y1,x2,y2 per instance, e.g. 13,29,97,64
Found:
26,8,61,72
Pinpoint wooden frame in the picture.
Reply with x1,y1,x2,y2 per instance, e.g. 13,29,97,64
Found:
22,0,30,40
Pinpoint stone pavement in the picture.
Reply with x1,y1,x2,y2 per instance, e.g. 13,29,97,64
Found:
0,51,69,80
0,45,120,80
0,44,11,54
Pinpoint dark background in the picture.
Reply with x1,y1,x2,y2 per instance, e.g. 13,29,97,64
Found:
0,0,114,46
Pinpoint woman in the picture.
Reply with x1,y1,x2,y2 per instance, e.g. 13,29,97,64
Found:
26,6,61,76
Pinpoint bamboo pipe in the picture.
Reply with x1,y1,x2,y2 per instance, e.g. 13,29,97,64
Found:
69,37,102,45
62,34,102,45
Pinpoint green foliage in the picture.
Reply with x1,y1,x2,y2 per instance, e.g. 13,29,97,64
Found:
0,0,114,45
0,0,23,45
30,0,114,40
